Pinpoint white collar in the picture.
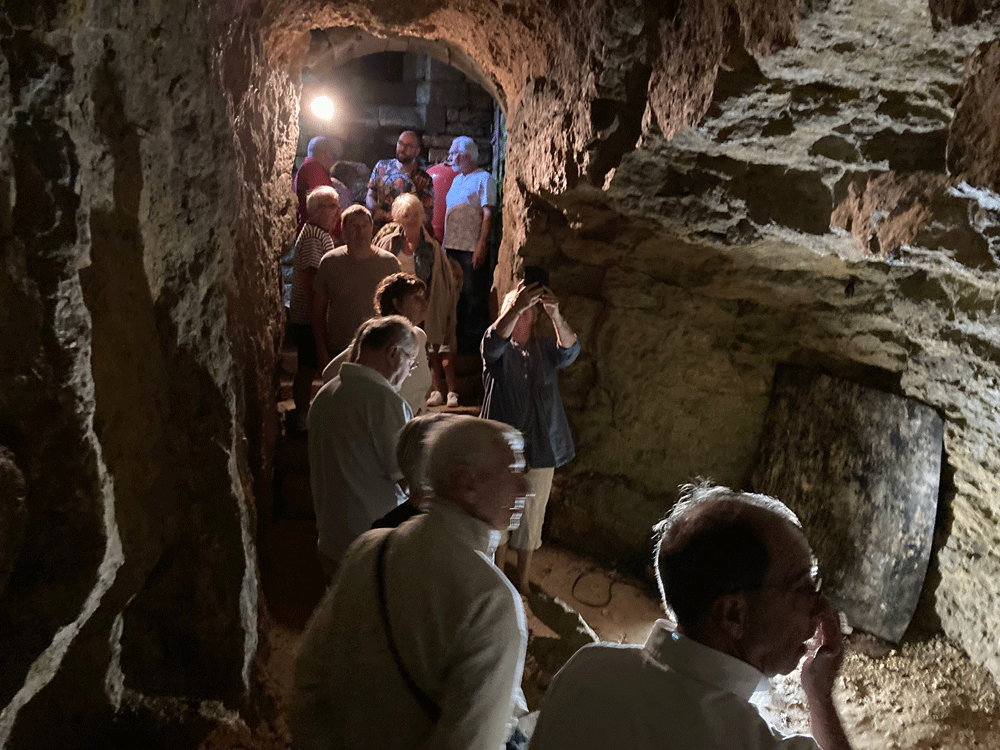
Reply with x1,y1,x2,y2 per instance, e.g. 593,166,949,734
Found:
643,621,769,702
423,499,503,558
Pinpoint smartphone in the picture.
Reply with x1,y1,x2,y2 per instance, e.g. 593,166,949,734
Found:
523,265,549,288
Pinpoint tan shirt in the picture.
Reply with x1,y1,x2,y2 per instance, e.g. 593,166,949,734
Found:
313,246,400,352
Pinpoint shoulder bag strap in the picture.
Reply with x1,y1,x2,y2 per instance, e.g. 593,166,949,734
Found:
375,532,442,722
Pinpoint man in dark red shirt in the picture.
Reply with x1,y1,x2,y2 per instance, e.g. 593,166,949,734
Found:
295,137,336,233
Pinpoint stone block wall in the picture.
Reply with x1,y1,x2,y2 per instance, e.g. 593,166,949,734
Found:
298,50,495,173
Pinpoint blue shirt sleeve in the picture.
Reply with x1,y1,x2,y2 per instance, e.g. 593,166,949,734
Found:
482,327,510,366
541,337,581,368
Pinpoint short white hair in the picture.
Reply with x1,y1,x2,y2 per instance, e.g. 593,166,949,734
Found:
306,186,339,218
307,136,333,158
397,413,460,496
450,136,478,163
424,416,523,500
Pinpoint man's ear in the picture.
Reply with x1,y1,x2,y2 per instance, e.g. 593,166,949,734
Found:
713,592,750,641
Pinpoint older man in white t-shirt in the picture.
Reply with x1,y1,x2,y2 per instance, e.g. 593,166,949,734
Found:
443,136,496,354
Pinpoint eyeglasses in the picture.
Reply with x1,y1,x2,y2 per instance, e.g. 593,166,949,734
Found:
750,563,823,600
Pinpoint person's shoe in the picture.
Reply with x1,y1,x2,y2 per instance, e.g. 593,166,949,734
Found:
426,390,444,407
446,391,460,408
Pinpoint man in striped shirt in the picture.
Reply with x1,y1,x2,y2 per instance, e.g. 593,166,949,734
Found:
289,186,341,432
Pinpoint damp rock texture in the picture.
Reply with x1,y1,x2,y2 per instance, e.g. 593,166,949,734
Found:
540,0,1000,690
1,0,294,746
4,0,1000,743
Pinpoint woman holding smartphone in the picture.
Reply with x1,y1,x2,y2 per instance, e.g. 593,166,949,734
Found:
481,280,580,593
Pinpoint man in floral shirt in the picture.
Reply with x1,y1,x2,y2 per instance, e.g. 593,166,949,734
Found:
366,130,434,232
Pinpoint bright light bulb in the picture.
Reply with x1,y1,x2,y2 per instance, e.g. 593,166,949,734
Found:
311,96,335,120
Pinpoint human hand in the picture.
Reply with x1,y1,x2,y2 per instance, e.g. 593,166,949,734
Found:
512,281,545,313
801,597,845,704
472,245,487,269
539,288,561,317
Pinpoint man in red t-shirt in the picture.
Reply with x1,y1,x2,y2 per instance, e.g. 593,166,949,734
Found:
295,137,336,233
427,160,458,245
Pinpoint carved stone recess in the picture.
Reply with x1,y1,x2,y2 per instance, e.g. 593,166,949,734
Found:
751,365,943,643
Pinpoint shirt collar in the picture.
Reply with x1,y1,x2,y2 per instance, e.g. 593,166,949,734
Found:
424,499,502,558
643,621,769,701
339,362,395,391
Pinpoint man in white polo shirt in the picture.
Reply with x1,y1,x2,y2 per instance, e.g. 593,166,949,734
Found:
307,315,418,578
443,136,496,354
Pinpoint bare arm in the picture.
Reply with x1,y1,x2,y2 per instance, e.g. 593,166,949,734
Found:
471,205,493,270
312,290,331,370
802,600,853,750
490,282,544,340
540,290,577,348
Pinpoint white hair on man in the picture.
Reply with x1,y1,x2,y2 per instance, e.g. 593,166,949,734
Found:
423,415,523,500
396,412,459,500
307,136,334,158
347,315,417,361
306,185,340,218
450,135,478,164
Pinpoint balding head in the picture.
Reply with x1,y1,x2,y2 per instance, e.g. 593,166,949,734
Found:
423,416,527,530
654,483,805,629
653,482,823,676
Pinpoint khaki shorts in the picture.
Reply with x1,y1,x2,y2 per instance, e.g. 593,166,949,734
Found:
501,466,555,551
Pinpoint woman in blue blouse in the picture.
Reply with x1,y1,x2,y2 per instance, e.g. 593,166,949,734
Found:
481,281,580,593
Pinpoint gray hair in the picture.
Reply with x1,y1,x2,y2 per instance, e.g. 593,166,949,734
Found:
450,136,478,163
391,192,425,225
306,185,339,219
349,315,417,357
653,481,804,628
397,413,460,499
307,136,334,158
424,416,523,500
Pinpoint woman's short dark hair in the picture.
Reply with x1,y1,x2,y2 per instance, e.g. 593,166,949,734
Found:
653,483,801,630
374,272,427,316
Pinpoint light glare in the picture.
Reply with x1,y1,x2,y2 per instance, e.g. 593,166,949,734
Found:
311,96,335,120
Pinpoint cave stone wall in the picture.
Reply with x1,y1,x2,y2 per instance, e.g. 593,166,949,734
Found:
1,0,295,745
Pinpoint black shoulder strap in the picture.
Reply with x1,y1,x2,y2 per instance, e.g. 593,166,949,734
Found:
375,532,442,722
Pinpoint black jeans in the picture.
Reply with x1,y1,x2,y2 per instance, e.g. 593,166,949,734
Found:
446,248,491,355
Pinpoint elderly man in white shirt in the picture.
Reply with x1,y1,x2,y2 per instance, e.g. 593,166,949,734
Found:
307,315,419,578
292,415,531,750
530,483,854,750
